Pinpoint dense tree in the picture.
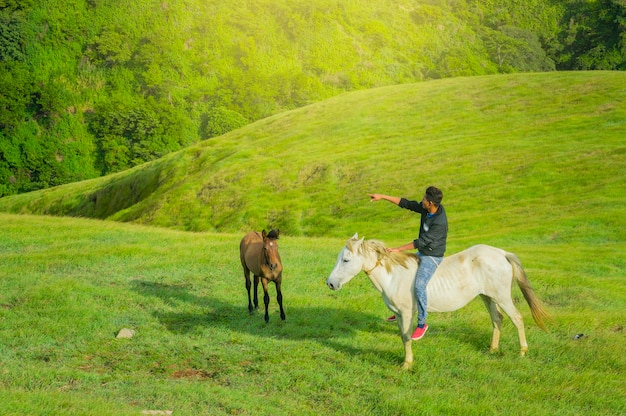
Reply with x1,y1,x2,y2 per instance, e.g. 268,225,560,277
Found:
0,0,34,12
89,98,194,175
555,0,626,69
0,0,622,196
0,12,27,62
465,0,562,72
482,25,556,72
200,106,249,140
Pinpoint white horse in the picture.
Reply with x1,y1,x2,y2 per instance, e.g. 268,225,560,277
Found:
326,234,549,369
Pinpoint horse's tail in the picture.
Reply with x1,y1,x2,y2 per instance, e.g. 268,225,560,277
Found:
506,252,551,332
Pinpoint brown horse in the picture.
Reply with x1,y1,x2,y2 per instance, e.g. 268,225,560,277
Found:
239,229,285,323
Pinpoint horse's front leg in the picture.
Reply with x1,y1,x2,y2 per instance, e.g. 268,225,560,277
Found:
261,278,270,323
253,275,260,309
275,276,285,321
396,311,414,369
244,269,254,313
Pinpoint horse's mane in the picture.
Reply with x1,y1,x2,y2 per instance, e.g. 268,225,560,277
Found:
356,239,418,273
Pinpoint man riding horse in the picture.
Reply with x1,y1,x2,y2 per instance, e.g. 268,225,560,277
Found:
369,186,448,341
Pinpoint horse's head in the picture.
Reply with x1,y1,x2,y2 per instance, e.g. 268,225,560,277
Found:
261,229,281,271
326,233,365,290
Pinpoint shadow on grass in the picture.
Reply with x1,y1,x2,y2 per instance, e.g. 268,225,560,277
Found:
430,322,496,355
131,279,405,361
130,280,492,364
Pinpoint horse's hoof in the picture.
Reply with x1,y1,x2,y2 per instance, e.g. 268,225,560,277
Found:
401,361,413,370
280,313,286,321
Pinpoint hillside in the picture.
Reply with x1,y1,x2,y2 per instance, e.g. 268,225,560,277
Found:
0,71,624,245
0,0,580,194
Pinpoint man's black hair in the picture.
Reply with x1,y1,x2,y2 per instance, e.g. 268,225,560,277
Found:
425,186,443,206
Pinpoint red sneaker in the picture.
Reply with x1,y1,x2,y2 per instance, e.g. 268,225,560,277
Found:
411,324,429,340
386,315,397,322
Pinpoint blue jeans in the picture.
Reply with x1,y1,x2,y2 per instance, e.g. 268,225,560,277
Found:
415,254,443,326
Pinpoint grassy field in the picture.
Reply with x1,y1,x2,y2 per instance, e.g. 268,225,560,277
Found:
0,71,625,415
0,213,624,415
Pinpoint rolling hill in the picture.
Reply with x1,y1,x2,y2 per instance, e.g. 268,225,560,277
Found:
0,71,624,246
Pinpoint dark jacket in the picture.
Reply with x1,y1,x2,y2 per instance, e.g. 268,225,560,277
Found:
399,198,448,257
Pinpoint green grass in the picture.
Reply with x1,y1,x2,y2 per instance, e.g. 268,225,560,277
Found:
0,72,625,414
0,213,624,415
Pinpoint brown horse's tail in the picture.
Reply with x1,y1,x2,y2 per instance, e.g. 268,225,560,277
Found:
506,252,551,332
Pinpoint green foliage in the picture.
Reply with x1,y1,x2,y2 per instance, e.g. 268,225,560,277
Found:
466,0,563,72
0,62,32,129
91,25,134,66
200,106,249,139
483,25,556,72
0,11,27,62
0,60,100,196
89,98,194,174
0,0,620,195
556,0,626,70
0,0,34,12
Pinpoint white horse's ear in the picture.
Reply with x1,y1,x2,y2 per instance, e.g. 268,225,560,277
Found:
351,232,359,240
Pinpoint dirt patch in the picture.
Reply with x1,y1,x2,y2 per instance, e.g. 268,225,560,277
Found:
170,368,216,380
